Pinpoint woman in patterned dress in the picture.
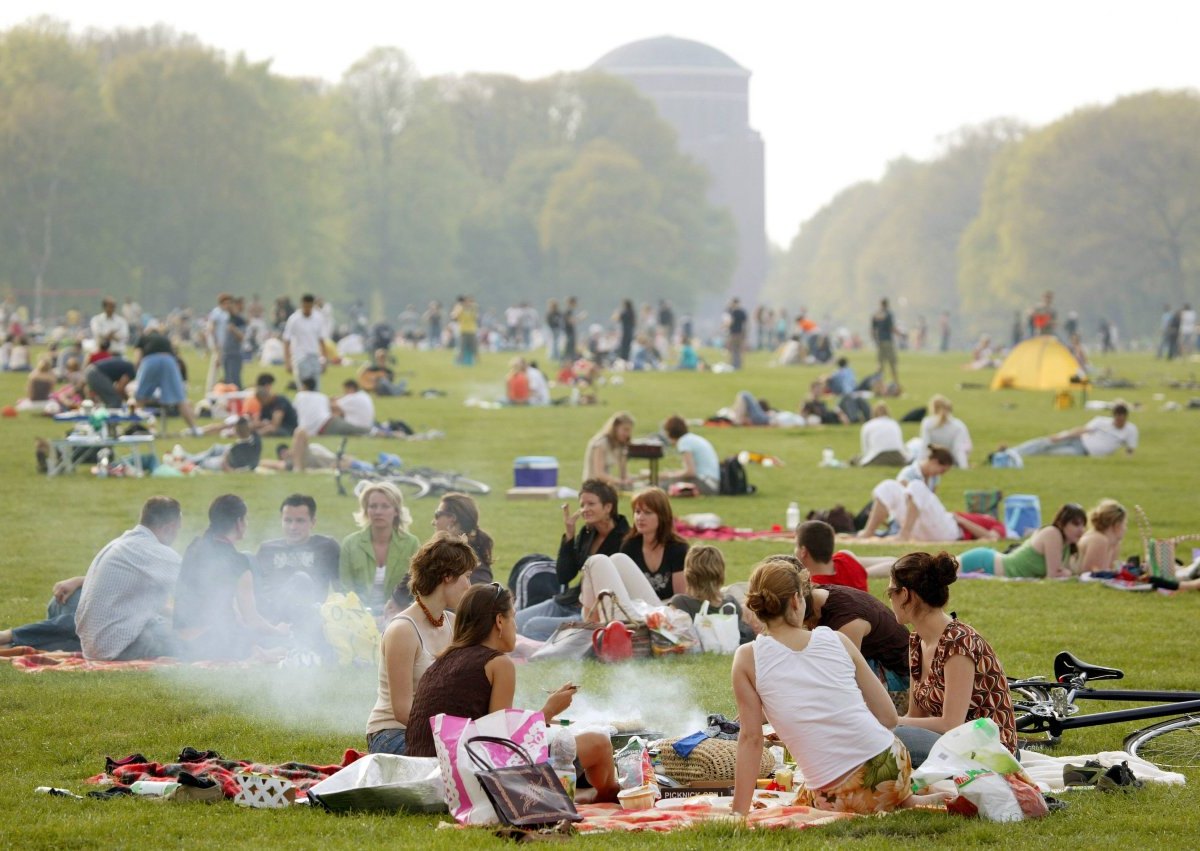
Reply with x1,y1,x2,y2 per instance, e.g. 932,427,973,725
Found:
887,551,1018,753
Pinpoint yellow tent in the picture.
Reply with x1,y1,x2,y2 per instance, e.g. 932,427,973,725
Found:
991,336,1084,391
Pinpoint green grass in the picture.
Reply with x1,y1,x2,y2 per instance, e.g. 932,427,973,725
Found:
2,344,1199,848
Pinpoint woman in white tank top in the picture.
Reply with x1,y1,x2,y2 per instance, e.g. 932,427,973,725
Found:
731,559,952,816
366,534,476,754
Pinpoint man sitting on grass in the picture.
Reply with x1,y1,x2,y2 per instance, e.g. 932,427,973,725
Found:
183,417,262,472
253,494,340,626
794,520,868,592
73,497,185,661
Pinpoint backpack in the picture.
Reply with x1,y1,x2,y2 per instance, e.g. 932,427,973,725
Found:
718,456,756,496
507,553,559,611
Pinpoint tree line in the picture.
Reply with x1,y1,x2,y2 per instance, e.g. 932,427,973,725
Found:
765,91,1200,340
0,21,735,320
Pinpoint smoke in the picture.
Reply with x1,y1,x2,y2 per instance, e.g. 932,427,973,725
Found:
161,661,377,735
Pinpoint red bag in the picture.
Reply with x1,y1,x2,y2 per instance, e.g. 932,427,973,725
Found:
592,621,633,663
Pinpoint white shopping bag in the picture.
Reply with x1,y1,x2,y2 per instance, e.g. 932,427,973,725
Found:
693,600,740,654
430,708,549,825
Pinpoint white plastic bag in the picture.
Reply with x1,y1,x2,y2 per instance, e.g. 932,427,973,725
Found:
693,600,741,654
912,719,1048,822
307,754,445,813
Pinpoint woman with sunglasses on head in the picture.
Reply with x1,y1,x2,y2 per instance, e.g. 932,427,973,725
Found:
389,493,496,613
956,503,1087,579
366,533,476,755
889,551,1018,753
731,559,950,816
405,583,620,801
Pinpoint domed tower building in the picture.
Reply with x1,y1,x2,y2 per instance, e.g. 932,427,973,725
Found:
592,36,767,304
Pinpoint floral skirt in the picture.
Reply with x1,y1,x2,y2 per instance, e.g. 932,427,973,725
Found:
800,737,913,814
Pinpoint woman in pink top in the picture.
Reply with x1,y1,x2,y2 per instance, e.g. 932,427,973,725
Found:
731,559,950,816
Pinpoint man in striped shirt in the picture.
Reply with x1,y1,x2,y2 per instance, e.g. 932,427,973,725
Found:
74,497,184,661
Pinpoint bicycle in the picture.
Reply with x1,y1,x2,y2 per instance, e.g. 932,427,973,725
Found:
1009,650,1200,768
334,439,490,500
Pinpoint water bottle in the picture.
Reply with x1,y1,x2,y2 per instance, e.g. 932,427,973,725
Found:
97,448,111,479
547,722,577,800
785,501,800,531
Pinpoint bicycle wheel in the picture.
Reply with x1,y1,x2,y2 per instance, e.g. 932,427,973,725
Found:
1010,684,1060,748
1124,714,1200,768
381,475,433,500
443,475,490,496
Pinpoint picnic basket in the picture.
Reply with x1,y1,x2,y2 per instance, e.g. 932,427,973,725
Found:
1134,505,1200,580
651,737,774,784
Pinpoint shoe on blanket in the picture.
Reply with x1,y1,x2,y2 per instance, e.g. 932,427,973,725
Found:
1149,576,1180,591
1096,761,1143,792
1063,760,1106,787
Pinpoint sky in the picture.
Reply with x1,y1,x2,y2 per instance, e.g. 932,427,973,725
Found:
4,1,1198,246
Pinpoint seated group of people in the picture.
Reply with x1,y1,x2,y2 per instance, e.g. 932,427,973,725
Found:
583,411,723,496
0,484,495,663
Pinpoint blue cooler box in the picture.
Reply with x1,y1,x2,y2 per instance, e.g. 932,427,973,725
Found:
514,456,558,488
1004,494,1042,538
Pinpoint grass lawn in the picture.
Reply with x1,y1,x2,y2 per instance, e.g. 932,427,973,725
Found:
1,343,1198,849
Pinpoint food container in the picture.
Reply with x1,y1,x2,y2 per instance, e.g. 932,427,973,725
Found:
617,785,657,811
514,456,558,488
773,767,794,792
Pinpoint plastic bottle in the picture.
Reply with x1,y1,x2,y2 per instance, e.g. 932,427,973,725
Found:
129,780,179,796
97,448,111,479
547,721,577,801
785,501,800,531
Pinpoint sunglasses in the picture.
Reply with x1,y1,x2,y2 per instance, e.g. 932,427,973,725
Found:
434,510,453,519
885,586,903,598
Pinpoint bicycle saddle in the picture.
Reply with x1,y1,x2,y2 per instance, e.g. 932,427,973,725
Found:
1054,651,1124,682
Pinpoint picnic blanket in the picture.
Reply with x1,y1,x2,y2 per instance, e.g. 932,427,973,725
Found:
674,521,792,542
86,748,364,801
1020,749,1185,791
3,650,264,673
572,801,853,833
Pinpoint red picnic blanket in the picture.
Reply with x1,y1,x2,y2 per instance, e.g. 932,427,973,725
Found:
87,748,364,801
673,521,793,542
4,650,262,673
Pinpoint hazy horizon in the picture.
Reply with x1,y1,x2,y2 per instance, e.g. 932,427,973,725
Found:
3,0,1198,245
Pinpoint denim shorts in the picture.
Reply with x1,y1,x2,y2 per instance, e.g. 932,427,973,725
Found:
135,352,186,405
367,727,408,755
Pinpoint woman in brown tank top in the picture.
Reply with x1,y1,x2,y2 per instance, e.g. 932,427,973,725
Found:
405,583,620,802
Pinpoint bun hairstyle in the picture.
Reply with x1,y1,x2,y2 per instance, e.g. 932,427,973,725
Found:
891,551,959,608
440,492,494,567
746,558,811,624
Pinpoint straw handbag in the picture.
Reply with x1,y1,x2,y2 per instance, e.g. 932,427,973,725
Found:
652,737,775,784
1134,505,1200,579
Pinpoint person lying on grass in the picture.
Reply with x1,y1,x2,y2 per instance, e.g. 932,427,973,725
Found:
857,447,1001,543
404,582,620,802
731,559,952,816
956,504,1087,578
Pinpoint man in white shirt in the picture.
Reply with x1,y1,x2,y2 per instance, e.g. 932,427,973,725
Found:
89,298,130,355
293,377,373,436
74,497,183,660
1013,403,1138,458
854,403,909,466
337,378,376,430
283,294,328,390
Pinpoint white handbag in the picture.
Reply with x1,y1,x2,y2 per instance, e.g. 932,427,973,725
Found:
693,600,740,654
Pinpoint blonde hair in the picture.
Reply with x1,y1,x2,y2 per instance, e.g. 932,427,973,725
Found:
684,546,726,606
746,558,811,626
598,411,634,448
354,481,412,532
1089,499,1126,533
928,394,952,427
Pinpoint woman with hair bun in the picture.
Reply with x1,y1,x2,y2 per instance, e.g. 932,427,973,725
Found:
731,560,950,816
889,551,1018,753
1076,500,1127,574
432,492,494,585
